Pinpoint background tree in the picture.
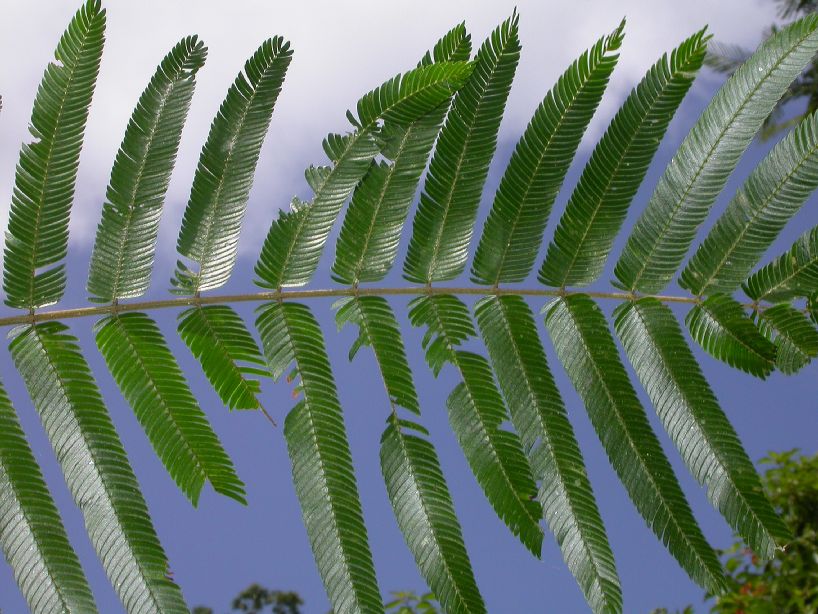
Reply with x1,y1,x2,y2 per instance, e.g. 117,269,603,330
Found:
653,450,818,613
709,450,818,613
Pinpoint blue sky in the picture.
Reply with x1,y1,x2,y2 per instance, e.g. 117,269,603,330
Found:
2,1,818,612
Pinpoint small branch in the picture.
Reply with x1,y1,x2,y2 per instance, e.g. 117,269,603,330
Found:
0,286,749,328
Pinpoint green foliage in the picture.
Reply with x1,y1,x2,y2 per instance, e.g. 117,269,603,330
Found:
178,305,268,410
744,225,818,301
87,36,206,302
384,591,441,614
756,303,818,374
655,451,818,613
404,13,521,283
614,298,789,558
681,108,818,295
4,4,818,613
10,322,188,613
256,302,383,614
410,295,543,556
256,62,472,289
539,27,708,288
615,15,818,293
95,312,246,505
0,379,97,613
381,419,485,614
686,294,777,378
544,295,728,595
475,296,620,612
333,26,472,285
472,21,623,285
3,0,105,309
172,37,292,294
194,583,304,614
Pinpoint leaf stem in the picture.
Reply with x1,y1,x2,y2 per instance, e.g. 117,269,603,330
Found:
0,286,741,328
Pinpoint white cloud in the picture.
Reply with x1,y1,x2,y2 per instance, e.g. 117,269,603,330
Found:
0,0,779,255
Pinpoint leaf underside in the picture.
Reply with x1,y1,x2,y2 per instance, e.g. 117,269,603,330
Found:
256,302,383,614
681,109,818,295
615,298,790,558
88,35,207,302
336,295,486,614
539,27,707,288
332,25,473,285
10,322,189,613
686,294,777,379
0,379,97,614
471,21,624,286
96,312,246,505
1,8,811,614
178,305,267,410
544,295,727,594
404,13,521,283
475,296,621,613
615,14,818,293
409,295,544,556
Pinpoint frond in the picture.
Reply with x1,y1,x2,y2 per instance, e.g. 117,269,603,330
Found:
539,28,708,288
254,130,379,288
9,323,188,613
681,110,818,295
409,295,543,556
2,0,105,309
332,25,472,285
614,298,790,558
0,379,97,614
757,303,818,374
256,61,472,289
178,305,268,411
255,302,383,614
403,13,521,283
172,37,293,294
744,225,818,302
475,296,620,613
614,14,818,293
685,294,777,378
381,418,487,614
471,21,624,286
355,62,474,128
95,313,246,505
336,296,485,614
335,296,419,413
87,36,206,302
544,295,727,594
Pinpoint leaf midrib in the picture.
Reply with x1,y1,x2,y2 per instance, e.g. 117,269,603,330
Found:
22,28,96,308
555,47,702,287
391,424,478,614
108,77,181,300
489,47,614,286
110,315,207,497
424,38,516,282
427,299,542,540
